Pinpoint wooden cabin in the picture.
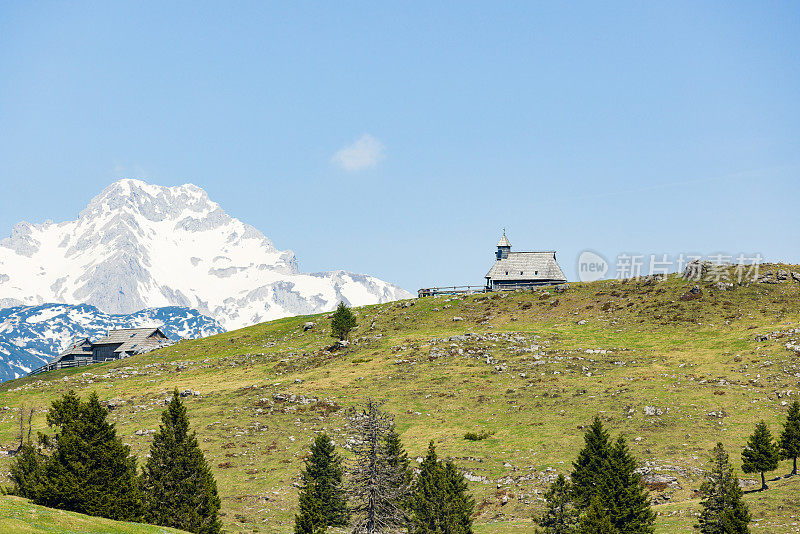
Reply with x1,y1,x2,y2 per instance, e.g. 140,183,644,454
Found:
90,328,170,361
484,232,567,290
52,337,94,366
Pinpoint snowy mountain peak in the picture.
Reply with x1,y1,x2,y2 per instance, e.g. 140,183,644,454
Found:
81,179,222,225
0,179,412,330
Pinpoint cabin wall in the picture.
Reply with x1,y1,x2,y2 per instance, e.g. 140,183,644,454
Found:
490,279,563,290
92,344,121,361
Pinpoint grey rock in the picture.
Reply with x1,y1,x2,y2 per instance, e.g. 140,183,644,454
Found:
683,260,711,280
643,406,663,416
640,473,681,489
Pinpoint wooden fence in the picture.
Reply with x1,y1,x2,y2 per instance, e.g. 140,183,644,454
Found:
418,282,567,297
417,285,488,297
28,357,118,376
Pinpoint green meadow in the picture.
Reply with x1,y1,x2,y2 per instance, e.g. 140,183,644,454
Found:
1,265,799,533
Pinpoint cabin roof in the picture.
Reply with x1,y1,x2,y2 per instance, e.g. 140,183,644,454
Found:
485,251,567,282
52,338,93,362
92,327,167,353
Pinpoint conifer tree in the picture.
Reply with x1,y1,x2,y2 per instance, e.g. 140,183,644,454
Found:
142,389,221,534
571,416,612,508
577,499,619,534
779,400,800,475
571,419,654,534
36,391,142,521
741,421,780,491
9,402,42,499
696,443,751,534
602,437,655,533
331,302,357,341
46,390,82,434
385,425,413,513
294,433,348,533
347,400,408,533
408,441,475,534
9,444,43,499
536,474,578,534
408,441,443,534
440,460,475,533
294,508,324,534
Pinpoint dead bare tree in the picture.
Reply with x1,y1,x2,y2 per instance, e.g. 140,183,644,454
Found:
14,404,35,454
27,405,34,443
346,399,409,534
18,404,26,449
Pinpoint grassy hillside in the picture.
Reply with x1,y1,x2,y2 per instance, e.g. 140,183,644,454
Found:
0,495,187,534
1,265,799,533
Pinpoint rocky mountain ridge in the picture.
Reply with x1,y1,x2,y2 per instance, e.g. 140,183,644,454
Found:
0,303,224,381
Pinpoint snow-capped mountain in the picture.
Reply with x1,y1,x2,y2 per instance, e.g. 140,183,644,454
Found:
0,303,224,382
0,179,412,330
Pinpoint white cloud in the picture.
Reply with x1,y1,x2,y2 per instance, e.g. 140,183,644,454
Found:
331,134,385,171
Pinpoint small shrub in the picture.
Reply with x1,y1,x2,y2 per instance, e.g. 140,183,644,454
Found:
464,430,495,441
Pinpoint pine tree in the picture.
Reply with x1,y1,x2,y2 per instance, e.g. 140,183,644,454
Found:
9,444,43,499
294,433,348,533
602,437,655,533
571,416,612,508
696,443,751,534
46,390,82,433
10,403,42,500
408,441,443,534
779,400,800,475
571,419,654,534
536,474,578,534
385,425,413,513
408,441,475,534
294,507,324,534
142,389,221,534
577,499,620,534
331,302,357,341
741,421,780,491
36,391,142,521
347,400,408,533
439,460,475,533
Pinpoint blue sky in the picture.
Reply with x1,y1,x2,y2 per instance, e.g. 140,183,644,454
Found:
1,2,798,291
